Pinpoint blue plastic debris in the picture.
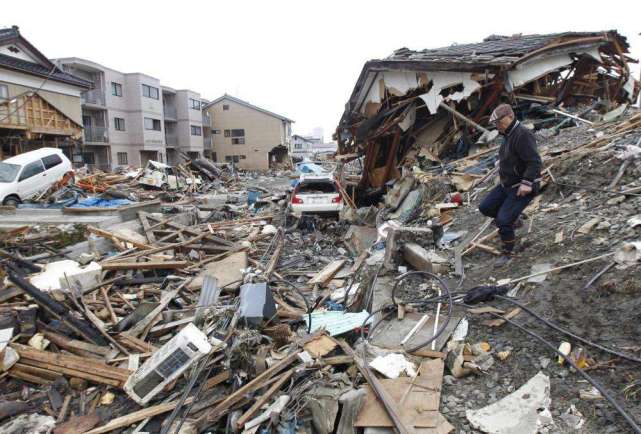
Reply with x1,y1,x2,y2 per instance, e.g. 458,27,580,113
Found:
324,300,344,311
69,197,133,208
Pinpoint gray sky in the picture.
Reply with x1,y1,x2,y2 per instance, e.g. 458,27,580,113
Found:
5,1,640,140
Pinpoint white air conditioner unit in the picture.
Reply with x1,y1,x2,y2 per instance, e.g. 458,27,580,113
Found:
124,323,213,405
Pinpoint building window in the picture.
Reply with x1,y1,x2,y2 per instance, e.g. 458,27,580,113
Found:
230,128,245,145
294,143,302,149
190,125,202,136
144,117,161,131
117,152,128,165
224,129,230,137
212,129,221,134
114,117,125,131
224,155,246,163
111,82,122,97
0,84,8,100
142,84,159,99
223,104,229,111
212,152,217,162
189,98,201,110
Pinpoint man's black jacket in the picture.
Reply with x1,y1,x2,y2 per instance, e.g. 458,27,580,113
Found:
498,119,542,188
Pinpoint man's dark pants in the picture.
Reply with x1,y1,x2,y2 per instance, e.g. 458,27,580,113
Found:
479,184,534,253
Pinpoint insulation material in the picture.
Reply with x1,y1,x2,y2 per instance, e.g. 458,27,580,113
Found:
623,75,636,101
359,72,383,115
29,259,102,292
383,71,419,96
418,72,481,114
508,53,573,89
398,104,416,131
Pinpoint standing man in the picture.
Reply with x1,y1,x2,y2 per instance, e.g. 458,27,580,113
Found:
479,104,542,267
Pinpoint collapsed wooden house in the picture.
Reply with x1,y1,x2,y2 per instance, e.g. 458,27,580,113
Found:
0,26,90,159
335,31,640,191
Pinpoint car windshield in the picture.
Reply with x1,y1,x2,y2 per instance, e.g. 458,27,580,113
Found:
0,162,20,182
298,181,336,194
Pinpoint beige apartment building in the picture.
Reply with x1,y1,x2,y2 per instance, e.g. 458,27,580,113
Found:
204,95,293,170
55,58,209,169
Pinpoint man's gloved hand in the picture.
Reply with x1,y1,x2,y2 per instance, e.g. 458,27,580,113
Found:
516,181,533,197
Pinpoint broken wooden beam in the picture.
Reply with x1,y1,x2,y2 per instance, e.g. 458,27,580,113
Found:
100,260,188,271
308,259,346,287
195,350,301,430
236,368,295,429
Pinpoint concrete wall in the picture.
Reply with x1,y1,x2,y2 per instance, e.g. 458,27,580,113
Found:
175,90,204,155
206,98,291,170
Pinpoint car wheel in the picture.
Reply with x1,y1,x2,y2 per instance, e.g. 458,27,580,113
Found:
2,196,20,207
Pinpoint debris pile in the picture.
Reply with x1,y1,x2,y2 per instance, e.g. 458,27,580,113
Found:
0,31,641,434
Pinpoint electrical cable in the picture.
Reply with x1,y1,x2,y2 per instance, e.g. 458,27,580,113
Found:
270,278,312,333
474,306,641,434
495,294,641,364
551,180,641,197
360,271,454,353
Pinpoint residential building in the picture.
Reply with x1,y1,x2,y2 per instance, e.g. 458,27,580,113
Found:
290,134,319,159
290,134,337,160
55,58,208,169
0,26,90,159
204,94,293,170
162,87,206,165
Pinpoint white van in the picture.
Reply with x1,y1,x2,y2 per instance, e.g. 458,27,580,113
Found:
0,148,74,206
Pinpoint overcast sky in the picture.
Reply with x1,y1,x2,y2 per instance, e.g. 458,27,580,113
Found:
5,1,640,140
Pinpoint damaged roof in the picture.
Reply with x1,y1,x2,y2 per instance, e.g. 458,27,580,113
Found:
386,31,629,67
338,30,634,130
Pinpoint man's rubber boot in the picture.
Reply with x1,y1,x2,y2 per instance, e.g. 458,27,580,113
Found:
494,253,513,268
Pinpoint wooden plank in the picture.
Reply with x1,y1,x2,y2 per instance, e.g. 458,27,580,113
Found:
308,260,346,286
87,226,152,250
12,344,131,382
124,286,183,338
137,211,158,244
204,370,231,390
8,367,54,385
16,359,123,387
236,368,295,429
195,351,301,429
101,261,188,270
41,330,110,358
84,398,194,434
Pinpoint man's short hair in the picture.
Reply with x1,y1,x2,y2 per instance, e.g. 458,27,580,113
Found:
489,104,514,123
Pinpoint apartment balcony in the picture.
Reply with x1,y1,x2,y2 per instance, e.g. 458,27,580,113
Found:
165,134,178,147
202,112,211,128
81,89,106,107
84,126,109,144
163,106,177,120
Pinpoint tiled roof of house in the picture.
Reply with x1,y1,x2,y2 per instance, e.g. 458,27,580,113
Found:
384,31,625,67
205,94,294,123
0,26,91,89
0,54,91,88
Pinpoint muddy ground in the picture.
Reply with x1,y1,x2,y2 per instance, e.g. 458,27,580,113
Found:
439,123,641,433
